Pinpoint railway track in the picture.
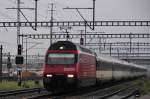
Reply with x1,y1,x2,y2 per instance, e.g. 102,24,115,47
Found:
64,80,140,99
24,80,141,99
25,93,52,99
0,88,46,99
0,79,141,99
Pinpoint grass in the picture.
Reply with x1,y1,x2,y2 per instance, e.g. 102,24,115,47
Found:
134,78,150,95
0,80,43,91
22,80,43,88
2,78,150,94
0,81,22,91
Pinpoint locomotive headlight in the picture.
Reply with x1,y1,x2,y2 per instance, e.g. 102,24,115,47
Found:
67,74,74,78
46,74,53,77
60,46,64,49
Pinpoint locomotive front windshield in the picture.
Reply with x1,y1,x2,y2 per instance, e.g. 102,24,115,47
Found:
47,53,75,65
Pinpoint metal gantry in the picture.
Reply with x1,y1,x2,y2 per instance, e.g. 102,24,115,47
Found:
84,42,150,46
2,53,44,58
19,33,150,39
102,53,150,59
90,47,150,51
0,0,150,61
0,21,150,27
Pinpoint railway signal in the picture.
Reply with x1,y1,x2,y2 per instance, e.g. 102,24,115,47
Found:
18,44,22,55
15,44,24,64
80,38,84,45
15,55,24,64
7,53,12,75
15,44,24,86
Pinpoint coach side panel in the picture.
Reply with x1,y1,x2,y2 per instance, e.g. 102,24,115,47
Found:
77,53,96,87
96,60,113,82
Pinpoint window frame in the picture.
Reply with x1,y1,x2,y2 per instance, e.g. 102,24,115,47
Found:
46,53,77,65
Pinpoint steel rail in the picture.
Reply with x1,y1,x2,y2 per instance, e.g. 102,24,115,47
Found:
26,93,52,99
120,89,140,99
0,88,45,97
98,85,135,99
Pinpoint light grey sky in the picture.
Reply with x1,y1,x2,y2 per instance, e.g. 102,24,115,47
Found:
0,0,150,55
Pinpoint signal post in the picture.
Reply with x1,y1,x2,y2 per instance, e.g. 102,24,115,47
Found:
0,45,2,82
15,44,24,86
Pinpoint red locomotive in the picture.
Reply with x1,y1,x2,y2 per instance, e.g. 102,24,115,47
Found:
43,41,147,91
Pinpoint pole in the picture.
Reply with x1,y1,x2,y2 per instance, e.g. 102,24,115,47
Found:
17,0,21,45
129,33,132,53
93,0,96,30
7,52,11,78
80,30,84,45
35,0,38,30
99,38,102,54
50,3,54,45
110,43,112,56
0,45,2,82
17,0,22,86
85,23,87,45
66,29,69,41
137,42,139,57
26,38,27,72
117,48,119,59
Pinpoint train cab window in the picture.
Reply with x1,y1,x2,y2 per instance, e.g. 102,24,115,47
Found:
47,53,76,65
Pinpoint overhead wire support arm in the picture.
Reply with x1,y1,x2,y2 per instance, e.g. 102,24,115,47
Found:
63,0,96,30
19,10,36,30
6,8,36,30
76,8,93,30
63,8,93,10
6,8,35,10
6,0,38,31
63,8,93,30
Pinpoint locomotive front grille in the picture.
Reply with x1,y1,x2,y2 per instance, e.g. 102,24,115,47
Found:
52,74,66,80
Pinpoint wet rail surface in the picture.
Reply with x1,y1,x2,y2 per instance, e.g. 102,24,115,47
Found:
62,80,138,99
0,88,46,99
25,79,141,99
0,79,142,99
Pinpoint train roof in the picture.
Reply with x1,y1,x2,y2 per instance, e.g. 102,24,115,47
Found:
75,43,96,55
96,54,147,70
96,54,127,64
49,41,95,55
49,41,146,70
49,41,77,50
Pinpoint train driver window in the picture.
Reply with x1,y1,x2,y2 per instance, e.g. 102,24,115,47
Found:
47,53,75,65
